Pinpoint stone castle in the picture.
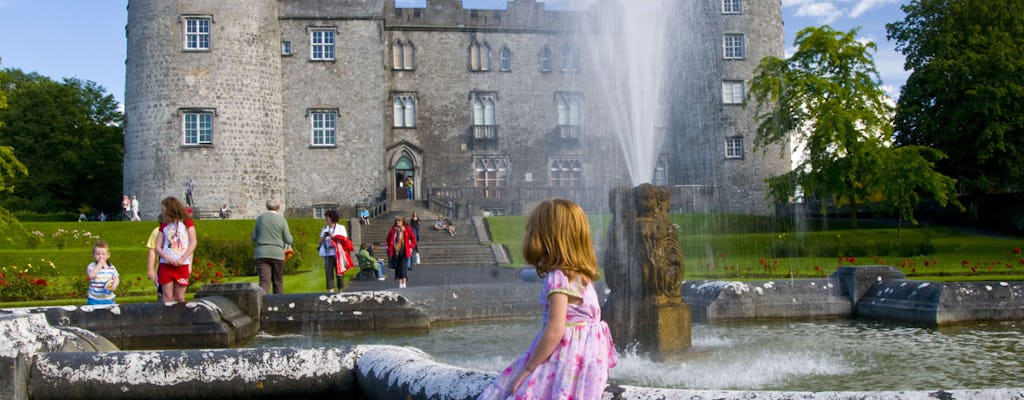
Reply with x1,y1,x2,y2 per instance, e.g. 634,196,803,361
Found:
123,0,789,219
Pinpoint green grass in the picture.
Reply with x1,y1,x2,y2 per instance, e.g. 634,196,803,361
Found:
487,213,1024,281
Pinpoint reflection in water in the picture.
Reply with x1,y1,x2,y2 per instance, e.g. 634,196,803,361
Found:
249,318,1024,391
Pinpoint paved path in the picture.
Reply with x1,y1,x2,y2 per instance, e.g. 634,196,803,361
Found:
345,264,525,291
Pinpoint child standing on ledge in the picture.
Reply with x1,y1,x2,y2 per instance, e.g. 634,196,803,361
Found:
478,198,617,399
86,240,119,305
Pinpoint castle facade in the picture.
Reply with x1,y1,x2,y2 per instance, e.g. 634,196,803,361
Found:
123,0,789,219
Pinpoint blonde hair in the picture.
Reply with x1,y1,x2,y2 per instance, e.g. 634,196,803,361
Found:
522,198,598,283
93,240,109,251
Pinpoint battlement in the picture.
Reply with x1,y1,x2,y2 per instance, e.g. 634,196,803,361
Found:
385,0,572,31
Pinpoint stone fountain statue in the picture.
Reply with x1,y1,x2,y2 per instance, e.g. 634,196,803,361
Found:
602,183,691,360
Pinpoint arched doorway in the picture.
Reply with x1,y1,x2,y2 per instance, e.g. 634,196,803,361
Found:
386,143,423,202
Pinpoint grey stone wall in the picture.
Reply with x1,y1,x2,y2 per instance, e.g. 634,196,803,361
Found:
125,0,285,219
125,0,789,218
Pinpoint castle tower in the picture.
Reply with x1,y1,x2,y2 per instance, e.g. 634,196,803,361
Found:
124,0,284,219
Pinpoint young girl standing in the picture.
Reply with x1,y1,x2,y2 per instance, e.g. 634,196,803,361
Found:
478,198,617,400
155,196,196,303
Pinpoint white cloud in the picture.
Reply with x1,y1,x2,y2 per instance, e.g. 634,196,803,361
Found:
785,0,844,24
850,0,900,18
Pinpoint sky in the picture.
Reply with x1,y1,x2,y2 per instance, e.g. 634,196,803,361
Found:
0,0,909,106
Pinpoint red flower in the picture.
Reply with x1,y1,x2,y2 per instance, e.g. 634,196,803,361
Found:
1019,258,1024,265
758,258,765,264
962,259,970,266
924,260,930,266
814,266,821,271
1013,248,1021,254
847,257,855,263
215,271,223,278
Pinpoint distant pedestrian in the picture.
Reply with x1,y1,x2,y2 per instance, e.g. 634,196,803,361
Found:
130,195,141,221
318,210,353,293
121,195,131,221
405,176,414,200
386,216,416,289
86,240,119,305
252,198,294,294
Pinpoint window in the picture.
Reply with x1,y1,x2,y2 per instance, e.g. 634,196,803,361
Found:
500,46,511,72
310,29,336,61
561,46,580,72
393,94,416,128
393,39,415,70
540,46,552,72
313,204,338,219
724,34,745,59
183,16,211,50
282,41,292,56
556,93,583,139
182,110,213,145
725,136,744,158
723,0,742,14
474,157,508,198
310,110,337,146
549,157,582,187
472,93,496,138
653,155,668,185
722,80,745,104
470,40,491,71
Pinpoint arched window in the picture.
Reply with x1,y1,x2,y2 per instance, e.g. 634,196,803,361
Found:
561,46,580,72
499,46,511,71
540,46,551,72
392,40,404,69
474,156,508,198
403,41,415,69
393,94,416,128
470,40,491,71
556,93,582,138
472,93,496,139
549,157,582,187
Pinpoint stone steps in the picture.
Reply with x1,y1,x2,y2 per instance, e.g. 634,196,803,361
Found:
358,206,497,267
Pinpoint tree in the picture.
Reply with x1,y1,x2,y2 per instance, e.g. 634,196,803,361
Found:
748,26,959,229
0,66,29,236
887,0,1024,194
874,146,958,238
0,68,123,216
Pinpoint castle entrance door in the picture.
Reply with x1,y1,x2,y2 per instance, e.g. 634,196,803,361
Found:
387,144,421,202
396,156,414,200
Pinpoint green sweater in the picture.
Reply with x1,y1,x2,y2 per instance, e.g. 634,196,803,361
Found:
251,211,294,260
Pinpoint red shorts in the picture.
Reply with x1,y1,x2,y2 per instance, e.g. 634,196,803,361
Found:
158,263,191,286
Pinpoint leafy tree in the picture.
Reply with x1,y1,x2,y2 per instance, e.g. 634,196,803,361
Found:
0,66,28,238
748,26,959,229
0,68,123,216
887,0,1024,194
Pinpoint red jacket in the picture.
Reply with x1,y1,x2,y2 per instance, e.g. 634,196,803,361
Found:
386,225,417,258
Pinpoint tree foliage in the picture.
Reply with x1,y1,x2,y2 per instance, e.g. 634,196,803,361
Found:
887,0,1024,194
748,26,960,229
0,68,123,216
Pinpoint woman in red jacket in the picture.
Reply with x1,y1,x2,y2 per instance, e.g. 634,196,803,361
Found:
386,216,417,288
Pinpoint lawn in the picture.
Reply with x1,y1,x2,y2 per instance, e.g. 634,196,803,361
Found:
3,214,1023,306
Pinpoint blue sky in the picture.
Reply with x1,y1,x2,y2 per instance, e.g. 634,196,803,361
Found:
0,0,908,105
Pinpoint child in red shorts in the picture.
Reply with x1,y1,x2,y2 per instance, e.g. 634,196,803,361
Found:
154,196,196,303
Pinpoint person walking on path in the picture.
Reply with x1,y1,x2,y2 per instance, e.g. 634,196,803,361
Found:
318,210,353,292
155,196,196,303
477,198,617,399
252,198,294,294
408,211,421,269
386,216,416,289
130,195,141,221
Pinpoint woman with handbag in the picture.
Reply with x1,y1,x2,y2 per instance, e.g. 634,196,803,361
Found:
318,210,352,292
386,216,417,289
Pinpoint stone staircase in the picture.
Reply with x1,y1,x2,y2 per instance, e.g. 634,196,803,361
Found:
358,202,498,267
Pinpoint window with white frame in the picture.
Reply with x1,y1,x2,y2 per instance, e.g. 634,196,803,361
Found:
549,157,582,187
393,39,415,70
310,28,336,61
500,46,511,71
393,94,416,128
724,34,745,59
653,154,668,185
723,0,742,14
725,136,744,158
183,16,211,50
474,156,508,198
472,93,497,138
309,110,337,146
312,204,338,219
561,46,580,72
540,46,552,72
722,80,745,104
556,93,583,139
470,40,491,71
182,110,213,145
281,40,292,56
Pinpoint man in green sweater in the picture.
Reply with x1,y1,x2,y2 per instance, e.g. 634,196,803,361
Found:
252,198,294,294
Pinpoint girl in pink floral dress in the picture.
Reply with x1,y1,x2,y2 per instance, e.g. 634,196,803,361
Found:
479,198,618,400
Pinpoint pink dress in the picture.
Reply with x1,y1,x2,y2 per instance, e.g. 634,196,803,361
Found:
478,269,618,400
